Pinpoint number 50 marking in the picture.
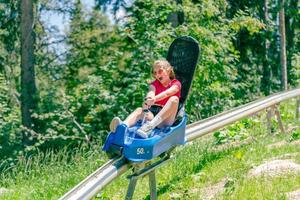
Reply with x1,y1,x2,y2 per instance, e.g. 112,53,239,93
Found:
137,148,145,155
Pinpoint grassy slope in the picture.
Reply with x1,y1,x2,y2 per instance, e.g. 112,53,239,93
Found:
0,147,108,199
0,100,299,200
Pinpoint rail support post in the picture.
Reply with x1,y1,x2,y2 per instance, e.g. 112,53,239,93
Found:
266,105,285,134
296,98,300,119
125,155,171,200
149,170,157,200
125,170,157,200
266,107,274,134
274,104,285,134
125,176,138,200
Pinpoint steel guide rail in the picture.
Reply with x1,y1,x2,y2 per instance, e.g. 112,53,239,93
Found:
60,87,300,200
186,88,300,141
59,156,129,200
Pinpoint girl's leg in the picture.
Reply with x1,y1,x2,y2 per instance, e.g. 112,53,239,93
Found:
110,108,143,132
155,96,179,127
124,108,154,127
137,96,179,136
123,107,144,127
110,107,155,132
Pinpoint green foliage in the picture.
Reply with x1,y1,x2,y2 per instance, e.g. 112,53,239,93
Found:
63,1,147,140
0,29,8,69
290,53,300,86
32,0,270,145
230,10,265,35
213,118,258,144
0,0,299,158
0,0,20,107
289,129,300,142
0,74,22,161
226,0,300,95
179,0,243,120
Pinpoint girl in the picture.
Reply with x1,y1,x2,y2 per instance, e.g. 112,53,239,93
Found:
110,59,181,138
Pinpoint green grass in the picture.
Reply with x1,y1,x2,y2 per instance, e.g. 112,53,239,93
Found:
0,145,108,199
159,136,300,200
0,99,299,199
100,99,300,200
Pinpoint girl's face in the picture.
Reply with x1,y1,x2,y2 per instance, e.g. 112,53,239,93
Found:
153,65,170,84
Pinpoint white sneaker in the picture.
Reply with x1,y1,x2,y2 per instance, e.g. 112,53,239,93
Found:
136,123,153,138
109,117,122,132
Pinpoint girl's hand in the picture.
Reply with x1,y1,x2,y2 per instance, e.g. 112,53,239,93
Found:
144,96,155,107
142,101,150,109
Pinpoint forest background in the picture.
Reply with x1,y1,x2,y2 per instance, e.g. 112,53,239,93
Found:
0,0,299,169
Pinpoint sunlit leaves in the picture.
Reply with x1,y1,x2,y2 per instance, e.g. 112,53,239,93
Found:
230,10,265,35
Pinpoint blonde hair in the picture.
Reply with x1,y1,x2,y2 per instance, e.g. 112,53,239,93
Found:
152,60,175,80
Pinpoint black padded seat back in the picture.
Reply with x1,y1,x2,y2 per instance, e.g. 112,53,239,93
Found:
167,36,200,105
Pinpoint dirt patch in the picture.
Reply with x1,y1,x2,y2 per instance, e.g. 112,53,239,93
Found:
286,125,300,133
291,140,300,145
286,189,300,200
267,141,287,149
188,179,228,200
0,188,12,195
169,192,181,199
267,139,300,149
274,152,300,160
212,137,256,153
248,159,300,177
199,179,227,200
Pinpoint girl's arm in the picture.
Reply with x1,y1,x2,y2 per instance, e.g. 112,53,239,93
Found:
154,85,180,102
146,85,156,99
143,85,156,108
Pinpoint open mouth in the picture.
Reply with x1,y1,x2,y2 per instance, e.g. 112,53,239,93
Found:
158,77,163,81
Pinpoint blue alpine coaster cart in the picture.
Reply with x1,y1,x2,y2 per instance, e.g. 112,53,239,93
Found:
103,36,200,163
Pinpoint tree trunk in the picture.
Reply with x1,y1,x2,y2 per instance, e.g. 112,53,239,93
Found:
262,0,272,95
167,0,184,27
279,0,287,90
20,0,37,145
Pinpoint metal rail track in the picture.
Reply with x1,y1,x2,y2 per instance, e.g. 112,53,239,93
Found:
60,87,300,200
186,87,300,141
60,156,129,200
